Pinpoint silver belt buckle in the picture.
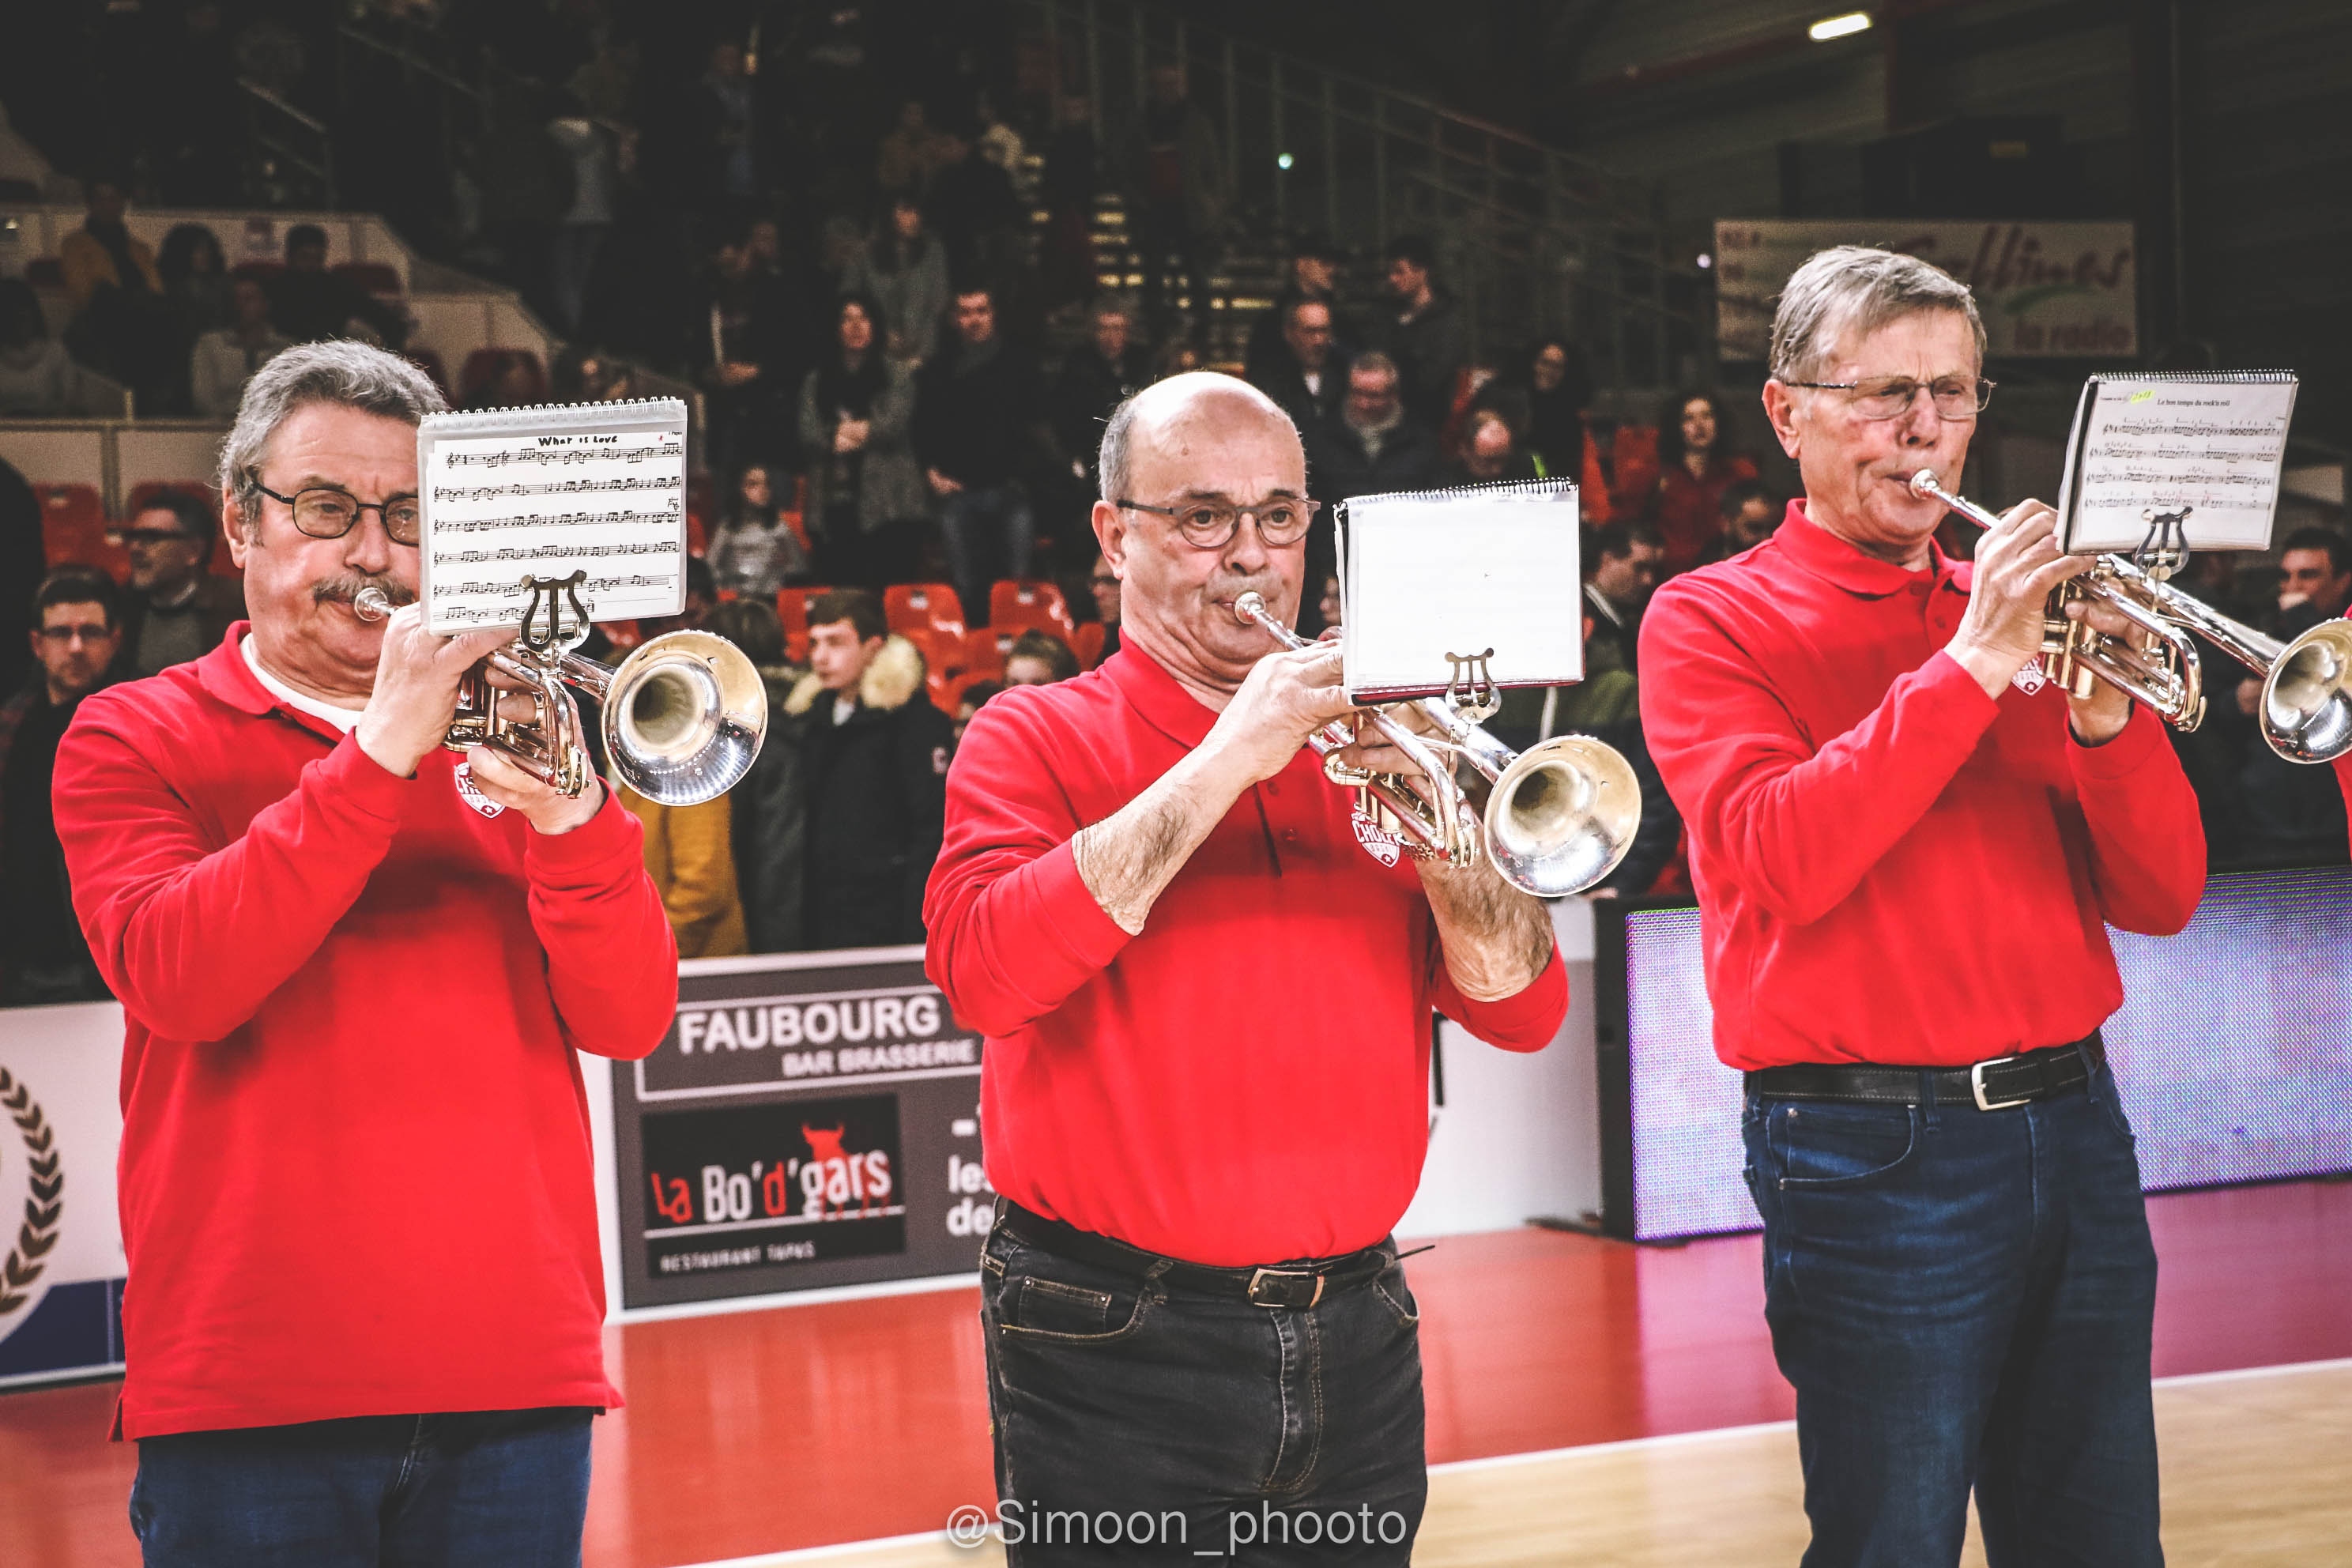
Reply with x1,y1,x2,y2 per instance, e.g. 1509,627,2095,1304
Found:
1246,1267,1325,1309
1970,1055,2030,1112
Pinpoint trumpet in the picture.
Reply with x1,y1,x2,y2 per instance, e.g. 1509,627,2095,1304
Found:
1909,469,2352,763
353,584,767,805
1233,592,1640,896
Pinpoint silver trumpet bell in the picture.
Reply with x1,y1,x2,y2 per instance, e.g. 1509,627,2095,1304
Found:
354,586,767,805
1908,469,2352,764
1234,592,1641,896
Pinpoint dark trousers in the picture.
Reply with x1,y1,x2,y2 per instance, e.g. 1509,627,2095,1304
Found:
130,1408,594,1567
980,1216,1426,1564
1742,1057,2163,1568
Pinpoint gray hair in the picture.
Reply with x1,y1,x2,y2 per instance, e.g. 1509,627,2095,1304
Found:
1768,246,1985,384
218,341,447,530
1349,350,1400,384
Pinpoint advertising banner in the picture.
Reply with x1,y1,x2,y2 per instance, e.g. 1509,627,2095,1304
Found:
606,948,989,1312
0,1003,126,1388
1714,219,2136,360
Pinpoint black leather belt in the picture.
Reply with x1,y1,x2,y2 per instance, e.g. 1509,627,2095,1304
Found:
994,1198,1395,1309
1744,1034,2103,1111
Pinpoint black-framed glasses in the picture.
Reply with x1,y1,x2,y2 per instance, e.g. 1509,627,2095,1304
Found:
250,477,423,544
1115,496,1321,550
35,620,112,644
1781,375,1996,420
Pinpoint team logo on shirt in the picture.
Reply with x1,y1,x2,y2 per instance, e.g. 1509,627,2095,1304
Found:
2011,656,2050,696
1351,806,1404,868
452,760,507,819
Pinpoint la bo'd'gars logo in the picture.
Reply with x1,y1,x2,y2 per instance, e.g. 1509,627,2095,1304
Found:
0,1066,62,1324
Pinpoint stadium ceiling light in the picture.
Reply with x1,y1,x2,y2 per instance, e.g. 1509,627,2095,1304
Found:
1276,153,1295,171
1808,11,1872,41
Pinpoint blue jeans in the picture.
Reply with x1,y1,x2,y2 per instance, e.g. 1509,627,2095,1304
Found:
130,1408,594,1567
981,1218,1427,1563
1742,1058,2162,1568
938,484,1034,627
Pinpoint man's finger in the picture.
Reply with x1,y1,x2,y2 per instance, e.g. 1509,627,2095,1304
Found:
463,744,559,803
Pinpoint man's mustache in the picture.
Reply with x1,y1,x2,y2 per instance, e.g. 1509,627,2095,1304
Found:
313,574,409,608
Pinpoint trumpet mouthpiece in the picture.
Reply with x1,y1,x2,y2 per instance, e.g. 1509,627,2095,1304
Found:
1233,591,1268,624
352,586,394,622
1908,468,1944,501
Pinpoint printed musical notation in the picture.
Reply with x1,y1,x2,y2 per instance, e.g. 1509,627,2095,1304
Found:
417,400,690,632
2060,375,2297,554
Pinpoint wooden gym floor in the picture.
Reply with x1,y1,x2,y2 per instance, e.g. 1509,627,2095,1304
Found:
2,1180,2346,1567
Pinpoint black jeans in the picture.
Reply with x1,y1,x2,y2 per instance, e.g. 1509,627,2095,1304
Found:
980,1216,1427,1564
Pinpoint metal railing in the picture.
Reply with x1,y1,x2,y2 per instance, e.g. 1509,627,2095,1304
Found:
237,78,337,209
1020,0,1708,387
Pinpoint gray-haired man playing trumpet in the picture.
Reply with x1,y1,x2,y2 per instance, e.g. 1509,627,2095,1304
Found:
1641,248,2205,1567
55,341,677,1566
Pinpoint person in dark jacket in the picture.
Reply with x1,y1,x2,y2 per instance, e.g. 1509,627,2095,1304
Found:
1244,239,1350,384
1303,352,1440,633
112,491,243,680
1049,300,1152,492
268,224,408,349
1370,234,1468,428
748,590,953,951
914,286,1046,625
1247,296,1351,436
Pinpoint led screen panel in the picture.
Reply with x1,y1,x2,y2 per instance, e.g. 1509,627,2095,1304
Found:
1620,867,2352,1241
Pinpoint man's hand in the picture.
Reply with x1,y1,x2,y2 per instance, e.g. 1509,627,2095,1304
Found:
354,605,514,779
927,466,964,496
1946,498,2085,699
1198,643,1356,787
464,743,605,835
2056,597,2140,744
835,418,870,454
716,361,761,389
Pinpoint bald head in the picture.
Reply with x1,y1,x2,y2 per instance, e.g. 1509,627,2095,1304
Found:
1091,372,1314,697
1099,371,1298,503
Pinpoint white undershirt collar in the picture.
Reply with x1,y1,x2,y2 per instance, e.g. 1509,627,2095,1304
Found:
242,634,365,733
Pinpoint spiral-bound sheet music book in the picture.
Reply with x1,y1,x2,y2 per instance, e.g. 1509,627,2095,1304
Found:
417,398,689,635
2055,371,2297,556
1337,479,1583,703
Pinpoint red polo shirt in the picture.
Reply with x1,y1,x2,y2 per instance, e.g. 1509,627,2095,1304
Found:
1638,503,2206,1071
52,628,677,1438
923,646,1568,1267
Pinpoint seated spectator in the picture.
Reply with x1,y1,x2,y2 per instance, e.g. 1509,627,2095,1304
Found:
952,679,1002,747
1003,629,1079,687
707,462,813,601
915,286,1046,624
58,177,179,407
1087,552,1124,660
1449,406,1540,485
115,492,243,679
269,224,409,348
876,99,949,198
3,566,121,1004
0,279,72,414
158,223,232,341
463,354,543,411
770,589,953,949
1698,477,1781,565
801,293,925,587
1370,234,1467,428
1246,238,1350,384
1249,296,1350,435
1306,352,1439,631
1643,388,1758,574
1584,522,1661,675
1521,334,1592,480
190,277,292,418
842,197,951,365
1050,300,1152,492
620,559,748,958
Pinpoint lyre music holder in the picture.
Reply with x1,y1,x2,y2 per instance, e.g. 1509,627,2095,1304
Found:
2132,506,2194,582
1443,647,1500,721
516,571,594,655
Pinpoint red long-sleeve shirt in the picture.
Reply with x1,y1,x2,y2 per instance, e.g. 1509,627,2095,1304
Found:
923,647,1567,1267
52,628,677,1439
1639,503,2206,1071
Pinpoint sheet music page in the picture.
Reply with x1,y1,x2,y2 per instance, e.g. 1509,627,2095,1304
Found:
2057,373,2297,554
1340,482,1582,700
419,399,689,634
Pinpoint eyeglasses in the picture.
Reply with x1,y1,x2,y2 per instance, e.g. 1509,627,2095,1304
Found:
36,621,112,644
1781,375,1996,420
1114,496,1321,550
119,527,201,548
250,477,423,544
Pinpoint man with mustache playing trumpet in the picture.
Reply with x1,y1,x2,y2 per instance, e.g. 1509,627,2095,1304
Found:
1639,247,2206,1568
925,371,1565,1563
52,341,676,1566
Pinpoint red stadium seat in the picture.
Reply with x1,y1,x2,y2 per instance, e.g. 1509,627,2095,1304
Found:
885,582,966,638
990,579,1078,641
330,261,402,296
902,626,974,711
458,349,548,408
34,484,126,577
687,473,715,522
775,586,832,644
960,628,1008,680
687,511,708,558
1074,621,1107,669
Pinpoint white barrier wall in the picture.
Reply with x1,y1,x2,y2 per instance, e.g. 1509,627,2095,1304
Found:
0,1003,127,1388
